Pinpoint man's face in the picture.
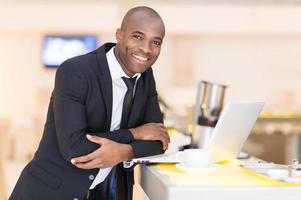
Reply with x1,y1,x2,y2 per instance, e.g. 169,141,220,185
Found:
115,12,165,77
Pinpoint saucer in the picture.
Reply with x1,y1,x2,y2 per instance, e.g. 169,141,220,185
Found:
176,163,220,173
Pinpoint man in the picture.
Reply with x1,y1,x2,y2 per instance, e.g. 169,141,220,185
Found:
10,6,169,200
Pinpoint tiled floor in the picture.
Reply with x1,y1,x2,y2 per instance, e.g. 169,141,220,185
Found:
3,161,149,200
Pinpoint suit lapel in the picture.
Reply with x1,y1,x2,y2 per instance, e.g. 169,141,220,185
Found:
94,43,144,130
95,43,115,131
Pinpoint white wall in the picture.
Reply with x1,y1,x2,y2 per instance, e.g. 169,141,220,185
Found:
1,2,301,118
152,34,301,114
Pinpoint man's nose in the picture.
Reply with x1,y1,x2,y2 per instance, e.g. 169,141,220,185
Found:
138,41,151,54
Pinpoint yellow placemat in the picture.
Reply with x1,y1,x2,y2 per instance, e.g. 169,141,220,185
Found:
153,162,301,187
260,112,301,119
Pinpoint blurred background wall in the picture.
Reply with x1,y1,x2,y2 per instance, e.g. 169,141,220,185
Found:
2,1,301,115
1,0,301,199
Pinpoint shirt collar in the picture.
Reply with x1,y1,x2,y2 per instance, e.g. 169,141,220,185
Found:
106,46,141,81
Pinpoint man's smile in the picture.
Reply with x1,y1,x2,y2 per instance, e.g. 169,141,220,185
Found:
132,53,149,63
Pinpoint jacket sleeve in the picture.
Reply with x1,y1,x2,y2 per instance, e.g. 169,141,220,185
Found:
52,60,134,162
128,68,165,158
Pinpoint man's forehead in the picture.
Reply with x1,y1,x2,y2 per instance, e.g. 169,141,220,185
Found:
124,15,165,38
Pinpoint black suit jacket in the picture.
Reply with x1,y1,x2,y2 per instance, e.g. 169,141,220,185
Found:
9,43,164,200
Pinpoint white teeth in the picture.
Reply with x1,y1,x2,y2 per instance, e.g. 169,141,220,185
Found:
133,54,148,61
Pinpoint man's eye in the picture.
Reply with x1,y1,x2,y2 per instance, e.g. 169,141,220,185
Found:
133,35,142,40
153,41,161,46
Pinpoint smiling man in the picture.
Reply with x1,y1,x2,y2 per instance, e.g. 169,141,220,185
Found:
10,6,169,200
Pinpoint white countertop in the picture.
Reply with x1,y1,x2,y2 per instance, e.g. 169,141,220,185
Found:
139,160,301,200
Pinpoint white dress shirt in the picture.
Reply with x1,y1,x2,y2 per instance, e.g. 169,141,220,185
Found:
89,47,140,189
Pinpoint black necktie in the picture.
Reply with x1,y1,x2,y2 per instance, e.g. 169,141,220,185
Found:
120,77,136,129
91,78,137,200
114,76,137,200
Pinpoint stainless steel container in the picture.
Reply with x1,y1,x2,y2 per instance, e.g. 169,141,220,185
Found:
192,80,227,149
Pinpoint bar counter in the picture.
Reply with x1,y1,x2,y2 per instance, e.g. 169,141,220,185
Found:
139,160,301,200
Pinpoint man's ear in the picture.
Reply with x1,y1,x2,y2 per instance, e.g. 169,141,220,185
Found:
116,28,122,43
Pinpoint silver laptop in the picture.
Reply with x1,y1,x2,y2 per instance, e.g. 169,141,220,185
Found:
208,101,264,162
126,101,264,165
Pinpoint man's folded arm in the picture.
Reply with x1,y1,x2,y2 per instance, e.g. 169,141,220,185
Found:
128,68,165,159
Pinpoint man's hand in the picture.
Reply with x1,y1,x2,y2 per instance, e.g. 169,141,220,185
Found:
129,123,170,150
71,135,134,169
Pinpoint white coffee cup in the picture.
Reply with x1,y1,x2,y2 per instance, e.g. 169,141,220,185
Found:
178,149,211,166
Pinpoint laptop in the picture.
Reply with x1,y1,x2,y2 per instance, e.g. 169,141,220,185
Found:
125,101,264,166
208,101,264,162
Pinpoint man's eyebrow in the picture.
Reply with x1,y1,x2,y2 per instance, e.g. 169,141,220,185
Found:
153,37,163,42
131,31,145,36
131,31,163,42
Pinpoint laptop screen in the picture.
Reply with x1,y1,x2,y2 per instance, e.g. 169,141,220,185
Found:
208,101,264,162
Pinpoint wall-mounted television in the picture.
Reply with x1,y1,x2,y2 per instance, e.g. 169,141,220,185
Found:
42,35,98,68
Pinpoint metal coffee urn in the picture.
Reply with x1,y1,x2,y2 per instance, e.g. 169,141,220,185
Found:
192,80,227,149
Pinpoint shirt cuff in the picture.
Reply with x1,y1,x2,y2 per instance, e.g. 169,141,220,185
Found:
123,161,135,168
